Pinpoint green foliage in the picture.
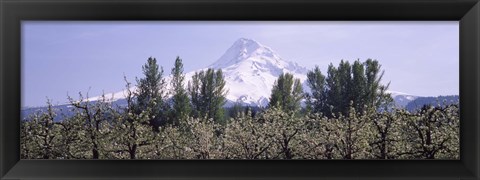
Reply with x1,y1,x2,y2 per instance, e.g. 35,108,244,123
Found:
188,68,228,124
305,66,326,114
136,57,168,129
170,56,191,126
269,73,303,112
307,59,392,118
227,102,246,119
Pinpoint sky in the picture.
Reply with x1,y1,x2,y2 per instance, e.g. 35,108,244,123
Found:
22,21,459,107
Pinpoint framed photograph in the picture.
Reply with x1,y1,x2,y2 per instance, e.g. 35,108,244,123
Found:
1,0,479,179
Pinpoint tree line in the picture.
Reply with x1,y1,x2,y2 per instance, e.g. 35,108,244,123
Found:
20,57,459,159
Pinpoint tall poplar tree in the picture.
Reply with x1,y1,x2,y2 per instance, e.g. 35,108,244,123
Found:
307,59,391,117
305,66,326,114
351,60,367,113
170,56,191,126
269,73,303,112
364,59,392,110
188,68,228,123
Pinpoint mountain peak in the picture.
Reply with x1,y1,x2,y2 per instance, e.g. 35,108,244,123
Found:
234,37,261,47
209,38,282,69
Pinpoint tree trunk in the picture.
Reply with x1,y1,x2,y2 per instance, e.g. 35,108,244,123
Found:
92,143,99,159
130,144,137,159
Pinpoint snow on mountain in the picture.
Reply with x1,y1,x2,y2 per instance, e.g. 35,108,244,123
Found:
386,90,418,107
86,38,308,107
207,38,308,107
86,87,136,103
85,38,415,108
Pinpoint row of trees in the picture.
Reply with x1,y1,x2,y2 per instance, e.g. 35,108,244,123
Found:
131,57,228,130
269,59,392,117
20,57,459,159
20,101,459,159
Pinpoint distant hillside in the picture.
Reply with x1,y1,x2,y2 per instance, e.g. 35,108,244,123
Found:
405,95,459,112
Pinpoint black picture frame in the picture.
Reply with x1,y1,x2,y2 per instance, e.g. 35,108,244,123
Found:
1,0,479,179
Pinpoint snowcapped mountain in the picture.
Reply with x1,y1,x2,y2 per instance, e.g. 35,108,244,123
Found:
206,38,308,107
386,90,418,107
87,38,308,107
85,38,416,108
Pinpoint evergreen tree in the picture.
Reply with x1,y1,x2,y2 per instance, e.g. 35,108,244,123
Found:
188,71,202,119
135,57,168,129
212,69,228,123
228,102,245,119
188,68,228,123
325,64,340,116
269,73,303,112
336,60,353,115
364,59,392,110
351,60,367,113
318,59,392,117
170,56,191,126
305,66,326,114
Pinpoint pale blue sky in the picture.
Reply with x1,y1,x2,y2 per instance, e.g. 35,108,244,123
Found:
22,21,459,107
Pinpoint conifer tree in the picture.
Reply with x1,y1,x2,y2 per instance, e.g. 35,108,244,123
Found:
188,71,202,119
336,60,353,115
351,60,367,113
136,57,168,129
317,59,392,117
170,56,191,126
305,66,326,114
212,69,228,123
364,59,392,110
269,73,304,112
228,102,245,119
188,68,228,123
